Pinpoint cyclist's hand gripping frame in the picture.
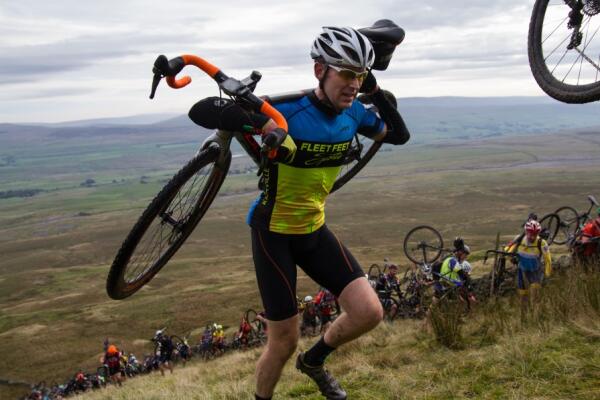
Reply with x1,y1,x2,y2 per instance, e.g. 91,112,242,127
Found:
149,54,287,161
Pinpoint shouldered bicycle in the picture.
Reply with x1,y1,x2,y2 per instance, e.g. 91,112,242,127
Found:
106,21,405,300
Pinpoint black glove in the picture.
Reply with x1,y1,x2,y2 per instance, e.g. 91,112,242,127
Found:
261,127,287,150
188,97,269,131
359,89,397,109
359,70,378,94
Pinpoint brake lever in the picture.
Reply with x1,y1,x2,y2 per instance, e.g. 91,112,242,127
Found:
150,55,169,99
150,72,162,99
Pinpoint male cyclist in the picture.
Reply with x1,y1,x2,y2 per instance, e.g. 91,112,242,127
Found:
153,330,174,376
212,324,226,353
434,239,475,306
506,220,552,317
375,263,401,319
573,208,600,263
314,287,339,333
200,324,213,355
300,295,319,336
237,315,254,348
190,25,409,400
102,344,123,386
248,26,408,400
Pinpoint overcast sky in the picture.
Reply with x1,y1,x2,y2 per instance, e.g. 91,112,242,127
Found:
0,0,543,123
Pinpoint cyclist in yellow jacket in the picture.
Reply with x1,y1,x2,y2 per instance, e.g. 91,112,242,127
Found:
506,220,552,317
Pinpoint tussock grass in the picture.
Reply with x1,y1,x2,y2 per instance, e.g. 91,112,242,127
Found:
70,261,600,399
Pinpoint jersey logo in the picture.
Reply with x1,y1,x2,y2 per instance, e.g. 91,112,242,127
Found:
305,152,345,166
291,139,351,168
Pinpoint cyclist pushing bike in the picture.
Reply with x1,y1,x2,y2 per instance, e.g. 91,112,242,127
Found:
188,24,408,400
432,238,475,306
374,263,402,319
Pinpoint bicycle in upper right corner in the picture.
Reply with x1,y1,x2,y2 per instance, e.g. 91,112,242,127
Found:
528,0,600,103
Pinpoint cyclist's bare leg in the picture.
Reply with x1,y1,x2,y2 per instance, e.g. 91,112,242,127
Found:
255,314,299,398
324,278,383,348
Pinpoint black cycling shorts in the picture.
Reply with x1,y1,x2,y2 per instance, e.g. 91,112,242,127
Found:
251,224,364,321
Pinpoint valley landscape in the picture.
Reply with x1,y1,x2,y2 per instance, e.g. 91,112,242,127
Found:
1,97,600,399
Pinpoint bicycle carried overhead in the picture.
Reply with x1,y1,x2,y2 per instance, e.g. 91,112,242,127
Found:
528,0,600,103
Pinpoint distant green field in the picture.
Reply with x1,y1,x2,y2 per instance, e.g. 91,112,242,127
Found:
1,128,600,398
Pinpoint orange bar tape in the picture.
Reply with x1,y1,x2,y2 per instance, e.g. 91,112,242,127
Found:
181,54,220,78
260,101,288,131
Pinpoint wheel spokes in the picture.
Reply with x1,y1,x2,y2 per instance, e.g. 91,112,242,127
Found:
123,162,216,283
541,1,600,86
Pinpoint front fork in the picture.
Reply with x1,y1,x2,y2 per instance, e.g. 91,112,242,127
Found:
200,130,234,170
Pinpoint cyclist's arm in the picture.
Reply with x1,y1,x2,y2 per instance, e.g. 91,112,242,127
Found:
541,239,552,277
369,89,409,145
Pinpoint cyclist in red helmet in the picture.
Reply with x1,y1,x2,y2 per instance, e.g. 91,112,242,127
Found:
506,219,552,318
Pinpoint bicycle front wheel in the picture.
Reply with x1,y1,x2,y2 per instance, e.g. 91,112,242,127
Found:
554,205,580,244
539,212,560,245
368,264,382,280
107,147,231,299
403,225,444,264
528,0,600,103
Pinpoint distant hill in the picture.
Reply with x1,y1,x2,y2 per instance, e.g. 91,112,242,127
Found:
397,96,600,143
2,96,598,143
1,96,599,192
32,113,179,127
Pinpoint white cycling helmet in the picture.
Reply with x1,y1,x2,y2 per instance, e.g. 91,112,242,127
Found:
461,261,473,273
311,26,375,70
304,295,313,302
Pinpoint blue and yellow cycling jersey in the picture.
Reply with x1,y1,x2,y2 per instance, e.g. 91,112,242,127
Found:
506,236,552,276
247,92,384,234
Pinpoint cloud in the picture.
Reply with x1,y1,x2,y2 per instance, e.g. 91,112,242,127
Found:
0,0,544,122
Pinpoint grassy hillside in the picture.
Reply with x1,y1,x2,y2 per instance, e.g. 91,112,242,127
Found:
67,263,600,399
1,126,600,398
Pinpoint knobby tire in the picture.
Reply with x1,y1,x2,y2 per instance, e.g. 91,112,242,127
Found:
107,147,230,299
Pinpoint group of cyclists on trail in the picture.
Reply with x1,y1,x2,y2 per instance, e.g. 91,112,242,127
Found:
369,213,557,323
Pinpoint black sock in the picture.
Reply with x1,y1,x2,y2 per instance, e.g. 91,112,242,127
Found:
255,395,271,400
303,336,336,366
